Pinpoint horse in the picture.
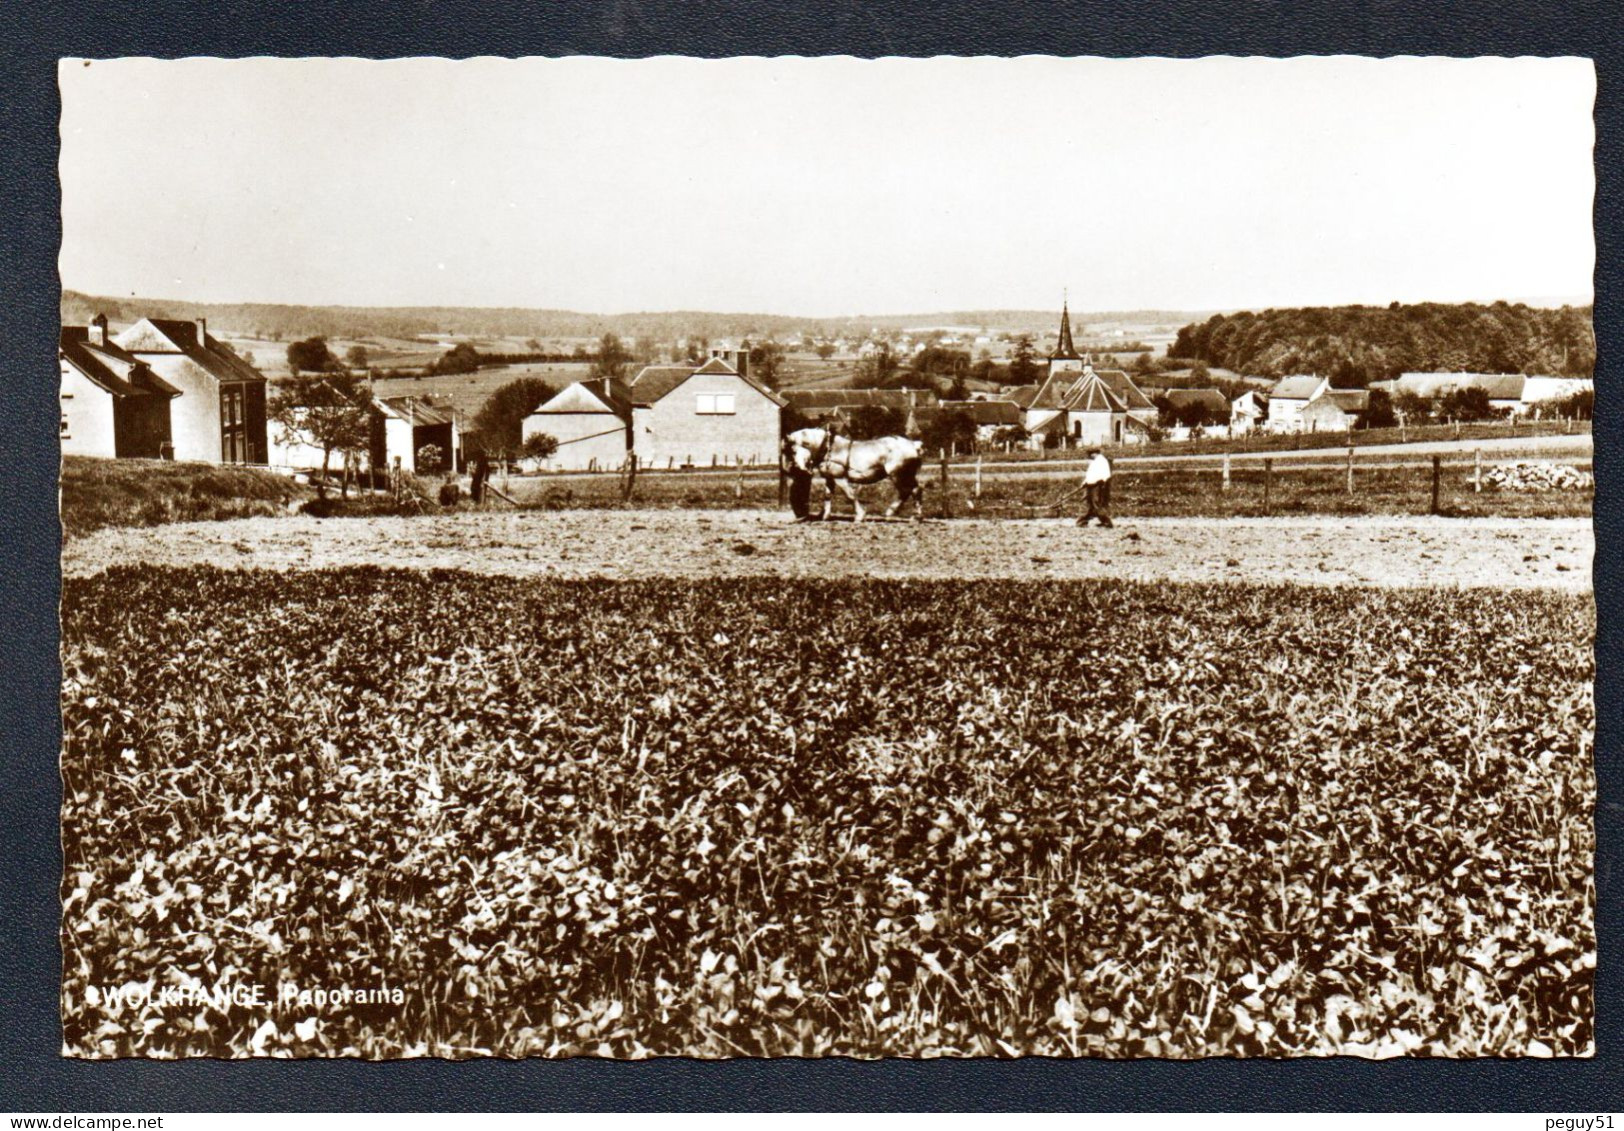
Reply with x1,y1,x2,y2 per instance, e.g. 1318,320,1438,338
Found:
782,427,927,522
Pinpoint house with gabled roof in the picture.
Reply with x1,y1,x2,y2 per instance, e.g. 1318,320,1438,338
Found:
371,396,462,474
1266,375,1330,432
1230,390,1268,434
1381,372,1592,416
1300,389,1370,433
59,316,181,459
113,316,270,463
522,378,634,471
1163,388,1231,424
629,356,784,468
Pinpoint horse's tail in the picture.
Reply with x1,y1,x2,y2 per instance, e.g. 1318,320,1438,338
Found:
893,444,925,509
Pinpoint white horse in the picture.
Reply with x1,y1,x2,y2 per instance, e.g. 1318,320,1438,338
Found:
782,427,927,521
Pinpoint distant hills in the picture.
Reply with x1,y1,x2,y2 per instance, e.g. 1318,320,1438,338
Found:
59,290,1207,344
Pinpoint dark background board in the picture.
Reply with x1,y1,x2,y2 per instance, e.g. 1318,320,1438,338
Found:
1,0,1617,1112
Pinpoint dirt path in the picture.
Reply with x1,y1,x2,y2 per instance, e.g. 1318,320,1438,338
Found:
64,510,1593,590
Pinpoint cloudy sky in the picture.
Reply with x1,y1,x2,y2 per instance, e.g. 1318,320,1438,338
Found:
59,56,1594,316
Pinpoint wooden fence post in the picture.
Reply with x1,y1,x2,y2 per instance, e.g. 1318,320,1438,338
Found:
1222,453,1231,492
1346,445,1354,495
939,451,951,519
975,454,983,499
1474,448,1482,493
778,461,787,508
1430,454,1442,515
1263,458,1273,515
620,453,638,502
735,460,744,500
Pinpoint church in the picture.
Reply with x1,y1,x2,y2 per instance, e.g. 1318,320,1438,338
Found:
1009,302,1159,447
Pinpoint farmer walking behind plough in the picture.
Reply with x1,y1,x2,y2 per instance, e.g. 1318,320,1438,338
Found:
1077,446,1114,528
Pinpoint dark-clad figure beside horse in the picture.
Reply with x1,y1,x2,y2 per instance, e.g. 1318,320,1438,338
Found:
782,426,927,522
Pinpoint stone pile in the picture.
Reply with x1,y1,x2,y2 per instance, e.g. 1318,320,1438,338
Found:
1483,461,1594,492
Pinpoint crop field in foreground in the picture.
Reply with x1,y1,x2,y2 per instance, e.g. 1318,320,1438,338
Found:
62,568,1594,1058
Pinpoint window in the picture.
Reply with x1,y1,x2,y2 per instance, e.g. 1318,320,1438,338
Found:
696,392,736,415
60,413,70,438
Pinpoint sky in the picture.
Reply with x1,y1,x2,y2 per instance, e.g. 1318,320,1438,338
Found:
58,56,1595,317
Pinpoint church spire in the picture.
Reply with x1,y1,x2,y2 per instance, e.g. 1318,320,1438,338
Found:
1052,294,1080,361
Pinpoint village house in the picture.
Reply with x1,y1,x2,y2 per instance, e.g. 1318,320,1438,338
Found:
522,378,634,472
1380,372,1593,416
782,388,938,434
112,316,271,463
1299,389,1370,433
371,396,461,474
59,316,181,459
911,399,1025,444
1229,390,1268,434
630,356,783,468
1266,375,1330,432
524,357,783,471
1162,388,1231,425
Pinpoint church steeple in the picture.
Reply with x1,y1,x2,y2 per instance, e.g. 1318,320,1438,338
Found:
1051,294,1080,362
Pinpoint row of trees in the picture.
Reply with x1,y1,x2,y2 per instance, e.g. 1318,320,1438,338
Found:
1169,302,1594,387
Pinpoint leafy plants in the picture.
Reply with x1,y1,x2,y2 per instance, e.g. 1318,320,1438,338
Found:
61,569,1594,1058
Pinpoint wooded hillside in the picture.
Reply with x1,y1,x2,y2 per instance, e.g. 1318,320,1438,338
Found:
1169,302,1594,387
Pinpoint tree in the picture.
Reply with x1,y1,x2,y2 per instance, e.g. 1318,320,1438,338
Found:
416,443,445,474
1190,359,1211,381
430,342,481,376
1557,388,1593,420
748,341,787,388
1392,391,1433,425
815,341,836,360
522,431,560,464
589,332,632,379
286,337,337,376
1007,335,1038,385
853,344,898,390
472,377,557,460
268,372,373,497
847,405,907,440
1132,351,1157,377
921,408,977,455
1437,386,1496,422
344,345,370,370
1361,388,1398,430
990,424,1029,449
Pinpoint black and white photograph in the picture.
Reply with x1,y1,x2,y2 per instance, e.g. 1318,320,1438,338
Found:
56,55,1595,1060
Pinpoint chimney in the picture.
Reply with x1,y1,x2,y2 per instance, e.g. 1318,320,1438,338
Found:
195,317,208,346
90,313,108,348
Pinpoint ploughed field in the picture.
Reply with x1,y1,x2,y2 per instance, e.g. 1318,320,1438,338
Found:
62,568,1594,1057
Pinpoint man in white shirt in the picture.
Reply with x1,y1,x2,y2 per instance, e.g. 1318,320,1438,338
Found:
1078,447,1114,528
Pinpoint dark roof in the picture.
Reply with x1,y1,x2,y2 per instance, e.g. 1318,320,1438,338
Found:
1324,389,1370,412
629,365,698,405
933,399,1023,426
60,327,180,398
1165,388,1231,415
783,389,935,411
1093,368,1156,413
121,318,268,385
377,396,458,427
630,358,786,408
1004,385,1040,409
1050,303,1080,362
1025,370,1076,410
1063,372,1129,414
